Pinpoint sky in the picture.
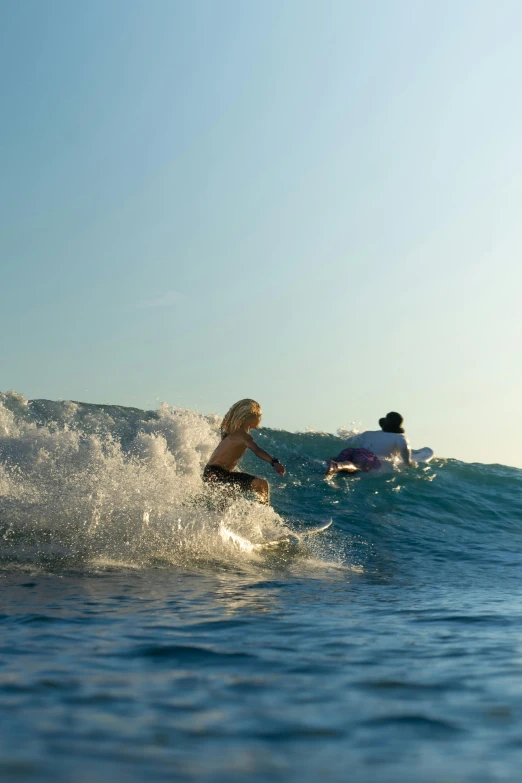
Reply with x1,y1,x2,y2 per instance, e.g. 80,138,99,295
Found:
1,0,521,468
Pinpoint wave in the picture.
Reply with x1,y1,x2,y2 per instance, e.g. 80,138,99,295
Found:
1,391,521,576
0,391,289,570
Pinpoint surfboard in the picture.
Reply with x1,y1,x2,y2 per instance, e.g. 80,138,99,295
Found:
295,520,333,537
219,520,333,552
411,447,434,463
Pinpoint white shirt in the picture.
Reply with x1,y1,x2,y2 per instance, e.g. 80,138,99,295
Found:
345,430,409,459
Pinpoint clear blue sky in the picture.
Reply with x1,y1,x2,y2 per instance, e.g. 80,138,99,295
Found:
1,0,521,467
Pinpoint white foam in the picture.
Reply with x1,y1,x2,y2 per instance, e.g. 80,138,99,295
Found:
0,391,287,569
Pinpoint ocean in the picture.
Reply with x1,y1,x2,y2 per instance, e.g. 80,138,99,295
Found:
1,390,522,783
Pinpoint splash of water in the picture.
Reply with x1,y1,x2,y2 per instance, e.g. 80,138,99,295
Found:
0,391,289,569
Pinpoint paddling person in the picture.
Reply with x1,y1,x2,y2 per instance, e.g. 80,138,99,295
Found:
325,411,415,476
203,399,285,504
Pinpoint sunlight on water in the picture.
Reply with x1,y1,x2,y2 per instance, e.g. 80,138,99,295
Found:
2,391,522,782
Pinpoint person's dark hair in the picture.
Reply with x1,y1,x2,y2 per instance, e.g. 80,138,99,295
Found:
379,412,404,434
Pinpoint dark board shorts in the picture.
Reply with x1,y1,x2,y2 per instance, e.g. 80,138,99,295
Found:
203,464,256,493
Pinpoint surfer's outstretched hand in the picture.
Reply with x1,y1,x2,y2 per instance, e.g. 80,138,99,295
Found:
274,462,286,477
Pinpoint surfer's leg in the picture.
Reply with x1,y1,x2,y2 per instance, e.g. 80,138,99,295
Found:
334,461,358,473
325,459,338,476
251,477,270,504
325,459,358,476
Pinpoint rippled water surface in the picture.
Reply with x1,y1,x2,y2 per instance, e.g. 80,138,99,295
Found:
1,392,522,782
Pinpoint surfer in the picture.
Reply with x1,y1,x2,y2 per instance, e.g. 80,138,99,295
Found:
203,399,285,504
325,411,415,476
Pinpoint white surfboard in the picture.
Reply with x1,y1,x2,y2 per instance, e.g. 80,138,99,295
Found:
219,520,333,552
294,520,333,537
411,447,434,463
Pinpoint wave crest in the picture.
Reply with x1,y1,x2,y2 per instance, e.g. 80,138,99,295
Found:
0,391,287,569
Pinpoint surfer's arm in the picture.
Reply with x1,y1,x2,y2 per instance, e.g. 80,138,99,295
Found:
396,434,414,467
400,446,416,467
243,433,286,476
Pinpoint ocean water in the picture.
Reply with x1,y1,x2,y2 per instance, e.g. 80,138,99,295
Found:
1,390,522,783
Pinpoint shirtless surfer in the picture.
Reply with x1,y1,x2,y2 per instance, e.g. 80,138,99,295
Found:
203,399,285,504
325,411,415,476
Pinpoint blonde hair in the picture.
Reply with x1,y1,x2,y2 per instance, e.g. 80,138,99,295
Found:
221,399,261,438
